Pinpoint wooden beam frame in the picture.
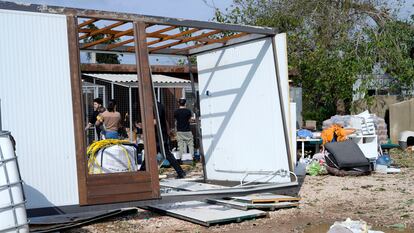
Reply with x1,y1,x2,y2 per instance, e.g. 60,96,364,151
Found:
105,38,134,50
80,44,188,55
79,21,127,40
174,32,248,54
79,27,211,42
189,34,267,55
149,29,221,52
133,21,160,198
146,25,176,37
81,28,133,49
0,2,277,35
66,15,88,206
78,18,98,28
147,28,199,46
0,2,279,56
80,63,197,74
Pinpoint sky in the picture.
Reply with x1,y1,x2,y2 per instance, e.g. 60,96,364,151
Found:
8,0,414,21
9,0,234,64
8,0,414,64
9,0,234,21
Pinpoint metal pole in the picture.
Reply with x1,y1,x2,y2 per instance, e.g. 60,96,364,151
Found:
157,88,161,102
146,69,166,167
129,86,133,142
111,82,114,99
187,56,207,182
0,99,2,131
0,138,19,230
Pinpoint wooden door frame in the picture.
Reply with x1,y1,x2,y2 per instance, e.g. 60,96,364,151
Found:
67,16,160,206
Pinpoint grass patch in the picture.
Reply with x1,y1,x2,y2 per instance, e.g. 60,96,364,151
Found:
387,223,406,229
405,199,414,206
390,149,414,168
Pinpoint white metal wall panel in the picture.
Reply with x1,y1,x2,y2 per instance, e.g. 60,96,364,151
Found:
274,34,295,166
0,10,79,208
197,37,291,183
290,103,297,166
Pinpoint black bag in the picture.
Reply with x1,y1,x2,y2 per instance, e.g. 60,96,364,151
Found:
324,140,371,175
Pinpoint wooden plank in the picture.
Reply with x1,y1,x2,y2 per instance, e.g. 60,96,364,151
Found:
78,18,98,28
206,199,299,211
147,28,199,46
133,21,160,198
82,28,133,49
87,182,153,197
79,21,127,40
81,63,197,74
79,28,212,43
79,27,180,39
79,28,126,35
232,193,300,204
175,32,247,54
80,44,187,55
146,25,176,38
106,38,134,50
66,16,88,206
149,30,221,52
148,201,267,226
159,179,226,191
87,191,155,205
87,172,151,186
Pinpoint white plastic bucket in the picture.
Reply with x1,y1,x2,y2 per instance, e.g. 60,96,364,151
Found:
0,131,29,233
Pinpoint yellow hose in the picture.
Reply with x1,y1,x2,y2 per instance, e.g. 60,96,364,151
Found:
87,139,130,174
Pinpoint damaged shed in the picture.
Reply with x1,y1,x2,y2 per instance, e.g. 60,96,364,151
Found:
0,0,294,217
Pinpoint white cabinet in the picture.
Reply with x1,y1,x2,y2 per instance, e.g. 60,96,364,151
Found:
349,135,378,160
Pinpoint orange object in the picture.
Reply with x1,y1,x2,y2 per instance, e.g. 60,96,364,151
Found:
321,124,350,145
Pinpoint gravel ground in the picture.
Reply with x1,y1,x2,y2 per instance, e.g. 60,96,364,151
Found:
66,150,414,233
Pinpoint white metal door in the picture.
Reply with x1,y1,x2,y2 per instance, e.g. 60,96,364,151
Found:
197,37,291,183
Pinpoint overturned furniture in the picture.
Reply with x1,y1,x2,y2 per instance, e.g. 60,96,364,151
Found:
0,0,295,218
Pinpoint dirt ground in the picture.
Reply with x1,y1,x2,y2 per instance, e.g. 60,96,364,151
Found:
67,150,414,233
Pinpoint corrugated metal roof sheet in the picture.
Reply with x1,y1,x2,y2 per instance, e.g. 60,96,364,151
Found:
84,73,192,88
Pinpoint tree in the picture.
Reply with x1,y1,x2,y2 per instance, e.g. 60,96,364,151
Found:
83,23,122,64
214,0,413,124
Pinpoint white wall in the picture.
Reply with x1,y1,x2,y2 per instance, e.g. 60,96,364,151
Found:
0,10,79,208
274,34,296,167
197,37,291,183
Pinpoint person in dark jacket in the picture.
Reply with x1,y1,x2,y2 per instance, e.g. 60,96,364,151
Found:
174,98,194,161
140,102,186,178
85,98,105,140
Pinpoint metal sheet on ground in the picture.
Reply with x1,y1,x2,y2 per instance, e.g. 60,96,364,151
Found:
232,193,300,203
29,208,137,232
160,179,227,191
206,199,299,211
148,201,267,226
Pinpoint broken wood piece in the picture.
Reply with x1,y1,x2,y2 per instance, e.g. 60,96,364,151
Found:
206,198,299,211
232,193,300,204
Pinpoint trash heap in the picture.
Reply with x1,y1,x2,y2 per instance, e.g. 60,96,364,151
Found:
328,218,384,233
322,111,388,144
